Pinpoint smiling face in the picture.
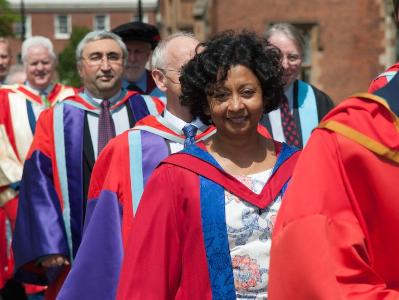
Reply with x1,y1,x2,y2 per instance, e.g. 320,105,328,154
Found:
268,32,302,88
206,64,264,139
78,38,124,98
25,45,55,90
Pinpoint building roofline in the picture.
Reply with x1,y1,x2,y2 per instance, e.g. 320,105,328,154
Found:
9,0,158,12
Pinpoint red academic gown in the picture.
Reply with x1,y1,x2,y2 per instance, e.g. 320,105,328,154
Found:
268,93,399,299
0,83,76,295
56,115,216,300
368,62,399,93
116,141,299,300
12,90,163,300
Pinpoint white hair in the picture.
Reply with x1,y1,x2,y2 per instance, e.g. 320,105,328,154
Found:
265,23,305,58
21,36,56,64
151,32,197,69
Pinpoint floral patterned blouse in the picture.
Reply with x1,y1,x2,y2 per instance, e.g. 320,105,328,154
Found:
226,168,280,299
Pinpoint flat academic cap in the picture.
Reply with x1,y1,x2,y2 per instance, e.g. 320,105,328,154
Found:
112,21,160,49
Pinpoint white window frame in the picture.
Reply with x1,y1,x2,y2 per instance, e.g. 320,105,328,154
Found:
93,14,110,31
14,15,32,39
54,14,71,39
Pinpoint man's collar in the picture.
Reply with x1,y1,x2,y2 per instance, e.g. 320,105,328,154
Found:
284,81,294,97
83,88,123,105
163,108,206,131
122,71,148,92
25,81,54,95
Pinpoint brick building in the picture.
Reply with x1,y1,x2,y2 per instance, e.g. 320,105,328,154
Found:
7,0,158,62
4,0,398,102
159,0,397,103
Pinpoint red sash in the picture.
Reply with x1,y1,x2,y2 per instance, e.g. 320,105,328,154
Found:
163,148,300,209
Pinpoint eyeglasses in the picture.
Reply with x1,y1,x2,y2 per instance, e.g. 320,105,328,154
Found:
283,53,302,64
158,68,181,84
82,53,123,67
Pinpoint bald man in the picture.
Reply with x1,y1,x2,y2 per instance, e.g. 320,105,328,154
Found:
57,32,215,300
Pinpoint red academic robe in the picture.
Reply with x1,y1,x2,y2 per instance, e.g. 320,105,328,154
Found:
12,90,162,300
368,62,399,93
116,141,299,300
0,83,76,294
0,83,76,203
268,93,399,299
56,115,216,300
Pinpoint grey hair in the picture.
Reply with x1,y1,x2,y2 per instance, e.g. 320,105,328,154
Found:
265,23,305,58
151,32,197,69
21,36,56,64
76,30,128,66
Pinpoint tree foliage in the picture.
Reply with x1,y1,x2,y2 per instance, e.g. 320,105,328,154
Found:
57,26,90,88
0,0,19,36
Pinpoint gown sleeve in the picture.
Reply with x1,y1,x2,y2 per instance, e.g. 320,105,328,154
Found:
12,108,69,285
269,129,399,300
57,135,131,300
116,164,186,300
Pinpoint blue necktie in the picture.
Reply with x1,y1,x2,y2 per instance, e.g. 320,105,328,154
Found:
182,124,198,148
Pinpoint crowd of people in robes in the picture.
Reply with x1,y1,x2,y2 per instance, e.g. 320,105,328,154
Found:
0,0,398,298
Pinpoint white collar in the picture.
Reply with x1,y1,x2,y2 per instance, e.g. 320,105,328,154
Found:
25,81,54,95
163,108,205,131
83,89,122,105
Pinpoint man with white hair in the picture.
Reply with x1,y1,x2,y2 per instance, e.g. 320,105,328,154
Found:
12,30,163,300
0,37,76,203
10,36,75,106
57,32,214,300
0,36,75,299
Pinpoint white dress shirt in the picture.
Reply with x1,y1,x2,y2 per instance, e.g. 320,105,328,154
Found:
163,109,205,153
267,82,295,143
25,82,54,120
85,89,130,159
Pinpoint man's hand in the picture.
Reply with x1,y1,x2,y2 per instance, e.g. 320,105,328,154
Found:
40,255,70,268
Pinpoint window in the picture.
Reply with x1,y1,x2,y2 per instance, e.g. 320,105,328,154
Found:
14,15,32,39
132,14,149,23
293,24,317,83
94,15,110,31
54,14,71,39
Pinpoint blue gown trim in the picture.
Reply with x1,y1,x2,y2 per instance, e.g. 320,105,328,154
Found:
297,80,318,145
181,143,297,298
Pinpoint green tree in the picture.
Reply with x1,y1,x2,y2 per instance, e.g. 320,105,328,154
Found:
0,0,19,36
57,26,90,88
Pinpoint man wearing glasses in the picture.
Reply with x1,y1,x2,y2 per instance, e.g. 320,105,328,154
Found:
269,1,399,298
12,31,163,300
56,32,215,300
112,21,165,102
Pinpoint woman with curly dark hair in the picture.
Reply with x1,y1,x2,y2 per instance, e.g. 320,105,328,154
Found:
117,30,300,300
